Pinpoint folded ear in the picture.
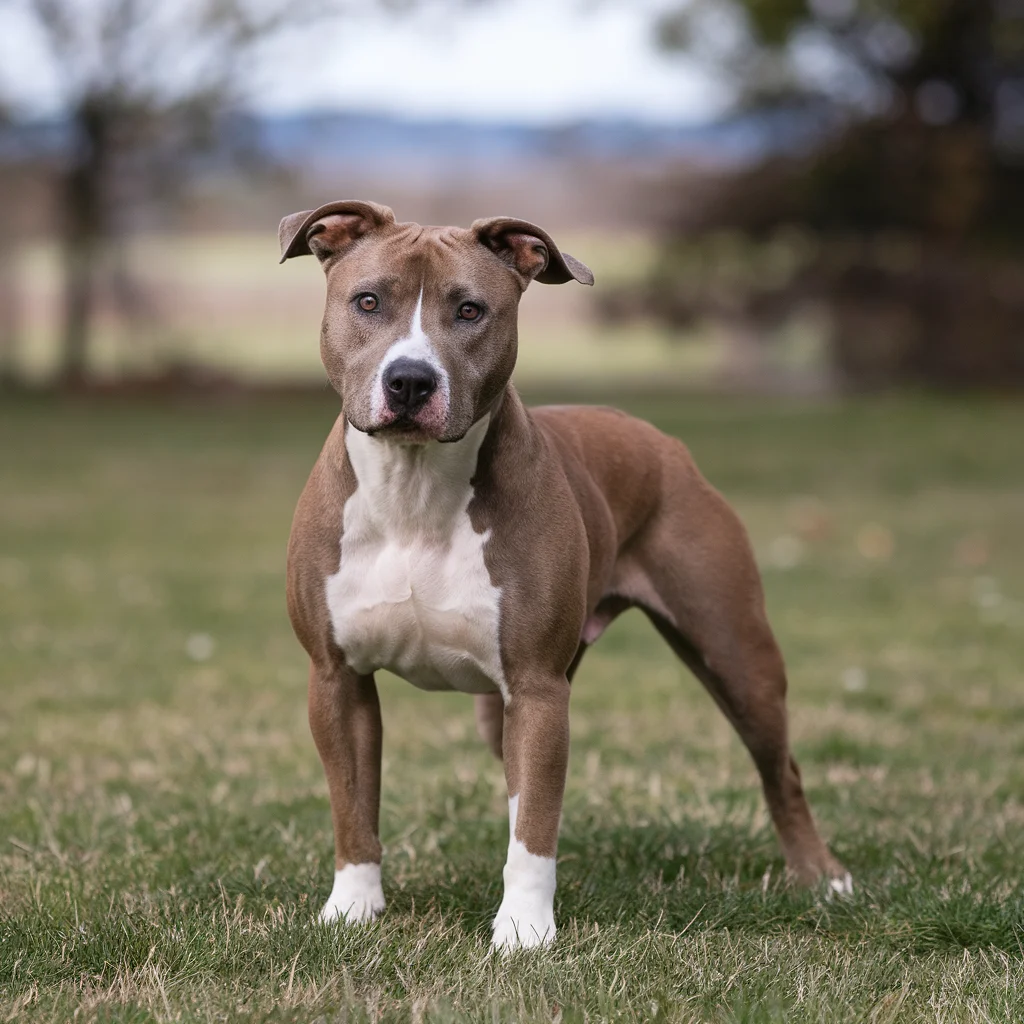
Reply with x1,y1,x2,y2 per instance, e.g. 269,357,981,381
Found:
279,200,396,263
471,216,594,287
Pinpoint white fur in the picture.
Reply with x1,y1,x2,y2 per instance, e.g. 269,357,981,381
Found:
828,872,854,897
492,794,557,951
370,288,451,426
320,862,385,924
326,415,507,699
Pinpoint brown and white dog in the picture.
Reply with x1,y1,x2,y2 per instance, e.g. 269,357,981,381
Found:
279,200,851,952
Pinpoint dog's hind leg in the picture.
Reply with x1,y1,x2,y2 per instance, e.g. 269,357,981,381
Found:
630,460,850,890
475,692,505,760
649,607,849,889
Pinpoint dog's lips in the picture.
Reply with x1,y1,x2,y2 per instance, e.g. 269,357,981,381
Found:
365,412,445,443
375,422,439,443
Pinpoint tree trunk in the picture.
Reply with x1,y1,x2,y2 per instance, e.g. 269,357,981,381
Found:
60,238,96,386
0,231,18,387
59,101,112,387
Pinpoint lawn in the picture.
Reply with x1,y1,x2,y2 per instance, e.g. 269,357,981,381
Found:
1,392,1022,1022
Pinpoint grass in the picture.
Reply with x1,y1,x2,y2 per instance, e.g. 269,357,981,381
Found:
1,392,1023,1022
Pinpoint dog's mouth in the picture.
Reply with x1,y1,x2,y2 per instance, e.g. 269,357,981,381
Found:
365,415,443,444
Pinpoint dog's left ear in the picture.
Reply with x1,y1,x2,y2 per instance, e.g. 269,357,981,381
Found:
472,217,594,287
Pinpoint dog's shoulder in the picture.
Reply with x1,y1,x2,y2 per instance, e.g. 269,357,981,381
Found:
286,412,355,661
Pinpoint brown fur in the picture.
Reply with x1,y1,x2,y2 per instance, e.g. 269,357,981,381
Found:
281,202,847,910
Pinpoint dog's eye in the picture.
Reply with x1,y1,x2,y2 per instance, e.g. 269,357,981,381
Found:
457,302,482,322
356,294,379,312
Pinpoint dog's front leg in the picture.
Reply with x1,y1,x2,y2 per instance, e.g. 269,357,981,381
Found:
307,659,385,925
491,674,570,951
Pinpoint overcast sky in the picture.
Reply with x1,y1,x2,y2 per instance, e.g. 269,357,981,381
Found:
0,0,728,124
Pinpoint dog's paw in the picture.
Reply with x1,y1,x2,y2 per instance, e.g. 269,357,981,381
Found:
319,863,385,925
491,835,557,953
826,872,854,899
491,895,556,952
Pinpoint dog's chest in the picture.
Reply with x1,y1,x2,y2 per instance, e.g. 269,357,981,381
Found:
325,422,505,696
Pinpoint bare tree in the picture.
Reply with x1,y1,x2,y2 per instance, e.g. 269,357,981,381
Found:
0,104,16,387
0,0,340,385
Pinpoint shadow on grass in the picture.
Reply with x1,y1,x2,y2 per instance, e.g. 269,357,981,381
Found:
5,798,1022,1002
269,814,1023,956
10,778,1021,966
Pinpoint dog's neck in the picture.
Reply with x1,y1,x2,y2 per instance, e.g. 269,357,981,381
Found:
343,413,492,541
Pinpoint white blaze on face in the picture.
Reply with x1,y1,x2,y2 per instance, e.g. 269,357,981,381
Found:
491,793,557,951
370,287,451,429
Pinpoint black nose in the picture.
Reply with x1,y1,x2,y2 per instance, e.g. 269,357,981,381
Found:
383,357,438,416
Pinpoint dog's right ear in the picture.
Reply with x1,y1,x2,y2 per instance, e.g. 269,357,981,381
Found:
278,200,396,264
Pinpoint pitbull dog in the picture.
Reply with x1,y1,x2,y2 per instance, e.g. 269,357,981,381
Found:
279,200,850,952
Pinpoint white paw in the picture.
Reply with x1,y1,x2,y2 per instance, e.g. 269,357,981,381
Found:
491,896,556,952
319,863,385,925
490,825,557,953
827,872,854,899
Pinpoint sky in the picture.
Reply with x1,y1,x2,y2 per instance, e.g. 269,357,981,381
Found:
0,0,729,125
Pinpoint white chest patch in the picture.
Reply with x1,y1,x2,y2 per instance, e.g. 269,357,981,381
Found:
326,416,507,698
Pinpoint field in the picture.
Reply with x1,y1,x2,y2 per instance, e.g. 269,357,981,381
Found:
1,393,1023,1022
11,233,812,389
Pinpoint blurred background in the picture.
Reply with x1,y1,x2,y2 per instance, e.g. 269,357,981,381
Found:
3,5,1024,1017
2,0,1022,393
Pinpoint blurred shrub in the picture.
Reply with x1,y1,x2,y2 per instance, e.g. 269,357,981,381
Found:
611,0,1024,390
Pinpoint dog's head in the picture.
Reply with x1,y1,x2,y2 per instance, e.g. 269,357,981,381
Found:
279,201,593,443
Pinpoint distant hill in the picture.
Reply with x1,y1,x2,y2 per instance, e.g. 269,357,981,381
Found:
0,107,833,232
0,108,827,177
247,109,822,178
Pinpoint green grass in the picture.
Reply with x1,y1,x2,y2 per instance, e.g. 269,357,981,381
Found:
1,393,1023,1022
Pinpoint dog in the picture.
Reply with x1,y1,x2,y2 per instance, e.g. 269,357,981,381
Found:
279,200,851,951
